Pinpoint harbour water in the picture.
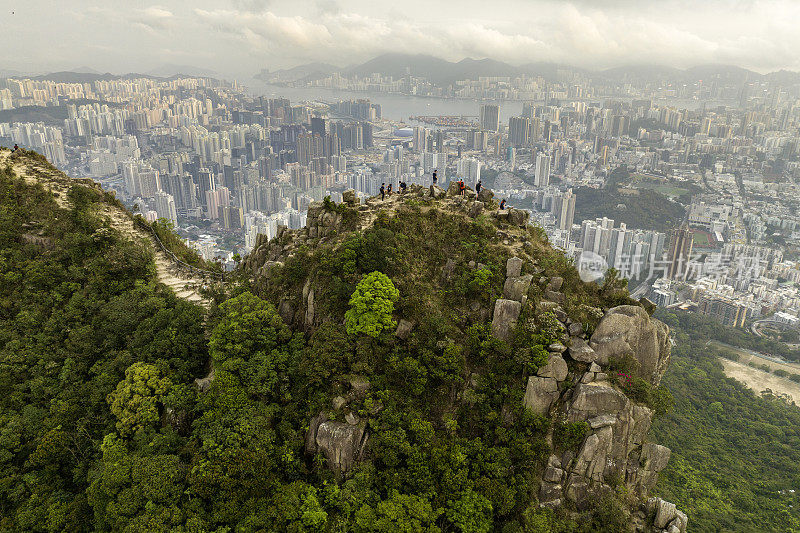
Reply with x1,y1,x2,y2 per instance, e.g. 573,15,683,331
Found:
246,80,735,123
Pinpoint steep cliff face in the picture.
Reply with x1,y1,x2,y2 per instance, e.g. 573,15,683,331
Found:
243,187,686,531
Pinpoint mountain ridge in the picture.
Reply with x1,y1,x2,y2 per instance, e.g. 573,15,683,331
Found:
255,53,800,86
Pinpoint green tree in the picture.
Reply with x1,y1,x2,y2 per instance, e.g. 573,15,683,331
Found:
107,362,173,437
300,488,328,530
87,433,188,531
345,271,399,338
209,291,292,366
355,491,441,532
445,489,493,533
208,291,298,399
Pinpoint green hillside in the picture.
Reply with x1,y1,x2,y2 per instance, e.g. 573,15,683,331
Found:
652,310,800,532
1,150,679,532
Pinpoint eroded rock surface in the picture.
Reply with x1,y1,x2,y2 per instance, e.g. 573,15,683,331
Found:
306,414,368,474
589,305,671,384
532,305,684,531
491,299,522,342
523,376,560,415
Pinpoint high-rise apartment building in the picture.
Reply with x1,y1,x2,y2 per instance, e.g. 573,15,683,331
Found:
422,151,444,174
310,116,326,137
552,188,576,231
456,158,481,185
534,152,551,187
508,116,531,146
480,104,500,132
219,205,244,231
413,126,428,152
153,191,178,227
205,187,230,220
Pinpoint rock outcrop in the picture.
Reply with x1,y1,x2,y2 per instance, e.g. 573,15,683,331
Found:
342,189,358,206
477,187,494,203
303,279,315,328
523,375,560,415
194,368,215,393
491,299,522,342
493,207,530,227
306,201,345,240
589,305,671,384
530,300,681,530
537,380,670,515
503,274,533,302
468,201,484,218
306,413,368,474
395,319,415,340
428,185,446,199
647,498,688,533
244,193,684,530
484,255,681,529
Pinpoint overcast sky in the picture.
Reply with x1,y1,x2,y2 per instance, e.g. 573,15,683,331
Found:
3,0,800,78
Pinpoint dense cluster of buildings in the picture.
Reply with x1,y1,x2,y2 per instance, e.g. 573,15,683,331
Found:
293,67,758,102
1,69,798,331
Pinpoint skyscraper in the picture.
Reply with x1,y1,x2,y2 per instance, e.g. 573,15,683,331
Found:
197,168,215,203
534,152,551,187
413,126,428,152
153,191,178,227
310,116,326,137
480,104,500,132
667,227,694,280
422,151,444,174
205,187,230,220
508,116,531,146
552,188,576,231
456,158,481,185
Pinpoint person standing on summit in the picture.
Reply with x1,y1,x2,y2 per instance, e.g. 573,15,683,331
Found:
476,179,482,194
432,170,438,185
380,183,386,200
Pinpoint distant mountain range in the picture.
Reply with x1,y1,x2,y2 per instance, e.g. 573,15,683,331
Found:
145,64,220,78
255,62,340,84
7,54,800,88
19,66,222,84
0,63,221,84
255,53,800,87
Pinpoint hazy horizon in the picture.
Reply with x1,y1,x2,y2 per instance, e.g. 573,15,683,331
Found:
4,0,800,79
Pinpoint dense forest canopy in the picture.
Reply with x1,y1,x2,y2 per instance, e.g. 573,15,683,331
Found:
574,167,686,232
0,155,208,530
652,309,800,532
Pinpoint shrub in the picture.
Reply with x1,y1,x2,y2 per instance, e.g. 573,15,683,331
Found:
553,419,590,452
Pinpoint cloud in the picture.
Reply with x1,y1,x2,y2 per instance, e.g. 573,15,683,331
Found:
315,0,341,16
131,6,174,33
229,0,271,13
183,0,800,73
6,0,800,77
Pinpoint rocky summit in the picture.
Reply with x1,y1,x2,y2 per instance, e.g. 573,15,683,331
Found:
242,186,686,532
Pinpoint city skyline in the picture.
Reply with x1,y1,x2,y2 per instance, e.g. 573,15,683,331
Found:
5,0,800,78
